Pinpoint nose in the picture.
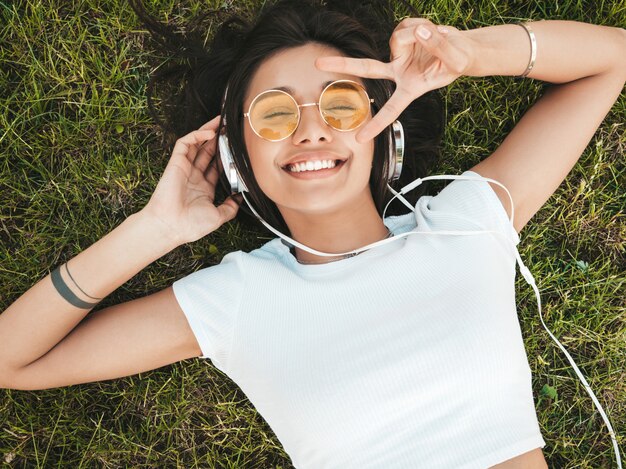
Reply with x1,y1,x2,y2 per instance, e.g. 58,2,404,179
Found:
291,104,333,145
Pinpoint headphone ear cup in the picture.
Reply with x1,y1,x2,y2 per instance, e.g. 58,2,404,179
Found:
218,131,248,193
388,120,405,181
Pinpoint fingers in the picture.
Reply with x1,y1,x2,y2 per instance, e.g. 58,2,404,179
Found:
389,18,432,60
193,116,222,164
203,150,220,188
356,87,414,143
393,18,452,37
171,129,216,168
396,23,466,75
176,116,221,167
395,17,430,30
166,129,214,186
198,114,221,131
194,139,216,172
217,196,241,223
315,56,393,80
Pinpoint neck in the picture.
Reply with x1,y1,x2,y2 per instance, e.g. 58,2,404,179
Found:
279,196,389,264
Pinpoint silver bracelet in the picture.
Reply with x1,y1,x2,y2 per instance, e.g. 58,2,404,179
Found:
515,22,536,78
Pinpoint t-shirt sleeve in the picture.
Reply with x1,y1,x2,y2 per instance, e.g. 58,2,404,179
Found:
172,251,244,372
415,169,520,247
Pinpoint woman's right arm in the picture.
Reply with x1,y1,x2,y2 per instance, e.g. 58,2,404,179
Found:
0,210,199,390
0,116,241,390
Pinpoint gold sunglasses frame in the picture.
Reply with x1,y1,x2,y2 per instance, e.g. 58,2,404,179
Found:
243,79,375,141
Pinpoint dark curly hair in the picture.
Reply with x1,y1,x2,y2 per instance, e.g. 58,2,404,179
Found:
130,0,445,237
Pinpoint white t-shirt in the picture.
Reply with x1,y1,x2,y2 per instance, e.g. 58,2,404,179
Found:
172,170,546,468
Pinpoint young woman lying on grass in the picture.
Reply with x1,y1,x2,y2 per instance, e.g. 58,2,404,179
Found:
1,0,624,467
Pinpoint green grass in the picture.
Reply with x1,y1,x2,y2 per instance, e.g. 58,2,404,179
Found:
1,0,624,467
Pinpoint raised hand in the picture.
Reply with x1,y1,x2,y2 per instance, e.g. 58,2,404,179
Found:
316,19,475,142
141,115,241,245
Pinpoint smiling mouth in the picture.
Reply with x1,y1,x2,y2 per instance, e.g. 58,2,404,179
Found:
282,159,346,173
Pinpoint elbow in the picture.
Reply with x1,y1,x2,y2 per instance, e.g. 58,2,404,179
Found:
0,367,17,390
0,367,37,391
599,26,626,79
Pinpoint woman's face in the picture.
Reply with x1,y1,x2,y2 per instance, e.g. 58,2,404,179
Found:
242,42,376,216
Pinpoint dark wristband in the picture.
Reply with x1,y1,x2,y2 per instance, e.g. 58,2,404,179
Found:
51,266,100,309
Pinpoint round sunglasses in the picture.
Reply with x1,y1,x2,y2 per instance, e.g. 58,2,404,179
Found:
243,79,374,141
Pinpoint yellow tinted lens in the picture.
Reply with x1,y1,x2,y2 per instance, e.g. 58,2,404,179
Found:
249,90,298,141
320,82,369,130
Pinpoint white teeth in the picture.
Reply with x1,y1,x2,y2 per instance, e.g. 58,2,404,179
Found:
288,159,338,173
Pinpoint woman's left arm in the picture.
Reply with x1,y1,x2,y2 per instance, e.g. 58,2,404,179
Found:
465,21,626,233
467,21,625,82
317,20,626,233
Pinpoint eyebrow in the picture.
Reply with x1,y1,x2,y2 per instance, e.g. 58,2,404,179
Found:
273,80,334,95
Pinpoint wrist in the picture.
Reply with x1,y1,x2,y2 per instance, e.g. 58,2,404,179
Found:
462,23,533,77
456,29,480,77
132,209,184,251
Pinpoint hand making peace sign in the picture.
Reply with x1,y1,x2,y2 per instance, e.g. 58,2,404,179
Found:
315,19,476,142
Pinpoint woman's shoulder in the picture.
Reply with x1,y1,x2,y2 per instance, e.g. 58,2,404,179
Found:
413,169,520,246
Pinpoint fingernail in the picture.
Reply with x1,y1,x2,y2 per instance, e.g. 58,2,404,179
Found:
437,26,449,34
417,26,431,40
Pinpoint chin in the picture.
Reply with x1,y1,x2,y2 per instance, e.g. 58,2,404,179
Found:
281,190,373,217
280,202,344,216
